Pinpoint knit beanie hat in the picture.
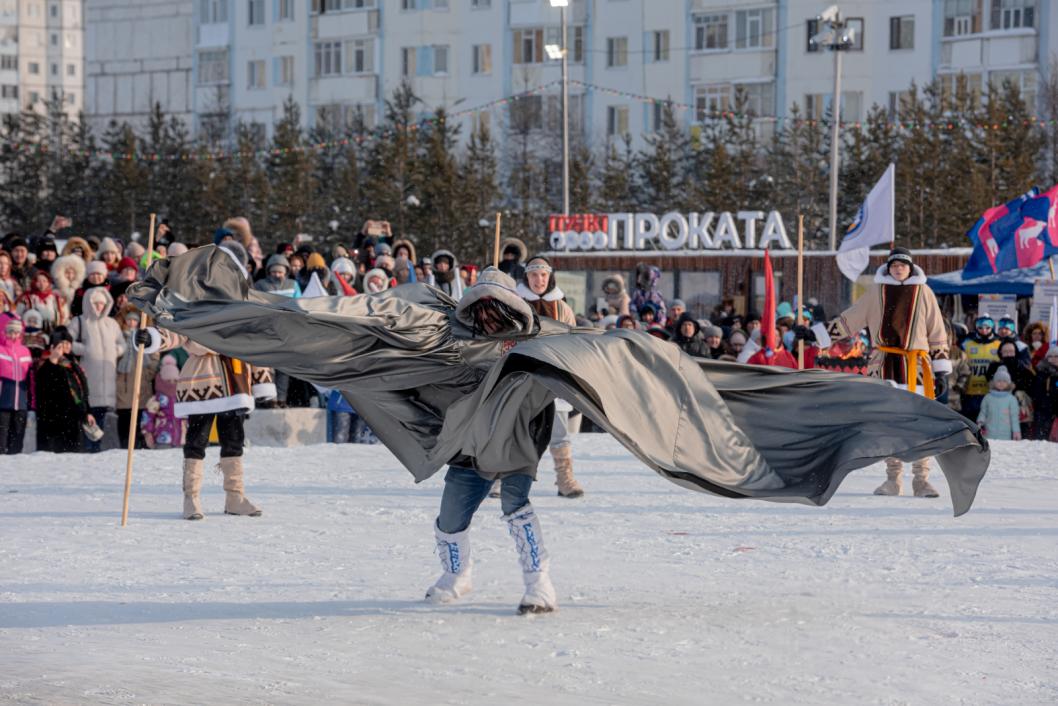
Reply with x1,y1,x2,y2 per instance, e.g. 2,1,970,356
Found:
702,324,723,339
992,365,1012,385
85,260,108,277
729,330,748,345
887,246,913,269
167,242,189,257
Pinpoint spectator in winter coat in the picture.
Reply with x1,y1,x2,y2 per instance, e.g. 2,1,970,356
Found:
35,327,96,454
1029,346,1058,440
702,324,726,359
298,253,334,295
115,305,158,450
71,260,112,317
962,315,1001,420
330,257,359,296
0,251,21,306
666,299,687,336
20,308,48,357
69,287,126,452
222,217,264,270
16,270,66,332
728,330,748,358
0,313,33,453
363,268,390,294
255,254,302,298
392,239,418,275
638,302,660,327
630,263,667,326
96,237,123,273
61,236,94,264
672,314,708,357
418,256,435,286
977,366,1022,440
995,317,1027,354
617,314,638,330
986,339,1034,393
393,256,415,285
34,238,58,270
50,254,86,315
498,238,528,282
1023,322,1050,370
7,237,34,292
600,273,630,317
430,249,464,300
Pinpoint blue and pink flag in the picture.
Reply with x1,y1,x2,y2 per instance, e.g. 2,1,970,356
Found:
962,185,1058,279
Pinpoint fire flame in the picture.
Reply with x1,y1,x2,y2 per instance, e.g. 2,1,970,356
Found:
827,338,866,360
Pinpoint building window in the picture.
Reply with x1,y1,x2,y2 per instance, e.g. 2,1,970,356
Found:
247,59,266,88
433,0,448,8
345,38,374,73
606,36,627,67
276,55,294,85
509,94,543,131
49,3,56,16
198,50,229,83
652,30,669,62
472,43,492,74
694,13,728,51
401,0,414,9
1,84,16,99
50,62,57,76
804,93,825,120
569,25,584,62
201,0,228,23
845,18,864,50
50,33,57,45
889,15,914,49
248,0,265,25
433,45,448,74
315,41,341,76
804,92,862,121
944,0,982,37
66,62,75,76
28,61,39,75
0,55,16,70
65,92,75,105
278,0,293,20
28,91,39,104
471,0,490,7
513,28,542,64
735,8,774,49
652,101,665,131
737,82,775,117
991,0,1034,30
312,0,375,10
606,105,629,137
990,69,1037,107
401,46,416,76
695,84,731,119
888,90,911,118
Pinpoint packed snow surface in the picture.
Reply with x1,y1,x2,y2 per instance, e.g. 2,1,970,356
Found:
1,437,1055,705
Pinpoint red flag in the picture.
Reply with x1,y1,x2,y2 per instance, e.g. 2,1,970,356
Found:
762,249,777,352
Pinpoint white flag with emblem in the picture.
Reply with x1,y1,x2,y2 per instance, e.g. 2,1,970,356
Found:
836,163,896,282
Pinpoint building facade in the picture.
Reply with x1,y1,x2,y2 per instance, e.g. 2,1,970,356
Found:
0,0,84,121
78,0,1057,145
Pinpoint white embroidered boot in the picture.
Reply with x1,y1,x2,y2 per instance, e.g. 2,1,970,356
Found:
504,503,557,615
219,457,262,516
182,458,204,520
874,458,904,496
912,459,939,498
425,524,473,604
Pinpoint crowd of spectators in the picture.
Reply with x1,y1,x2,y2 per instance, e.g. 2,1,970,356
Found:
1,221,1056,455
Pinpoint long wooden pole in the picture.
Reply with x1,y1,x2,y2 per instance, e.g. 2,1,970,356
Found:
120,213,156,527
797,214,805,370
492,212,502,268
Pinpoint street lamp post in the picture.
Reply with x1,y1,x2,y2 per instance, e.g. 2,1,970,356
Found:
548,0,570,216
811,6,855,251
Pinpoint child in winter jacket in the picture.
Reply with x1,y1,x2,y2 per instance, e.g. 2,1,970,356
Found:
0,313,33,453
978,365,1022,441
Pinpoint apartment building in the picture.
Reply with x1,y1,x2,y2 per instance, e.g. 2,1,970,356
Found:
0,0,84,120
80,0,1058,145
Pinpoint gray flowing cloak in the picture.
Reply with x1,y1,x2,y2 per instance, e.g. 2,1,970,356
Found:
128,246,989,516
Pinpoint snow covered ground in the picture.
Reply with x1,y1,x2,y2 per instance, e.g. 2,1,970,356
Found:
1,436,1056,705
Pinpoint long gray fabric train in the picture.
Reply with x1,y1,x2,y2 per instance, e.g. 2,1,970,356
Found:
128,245,989,516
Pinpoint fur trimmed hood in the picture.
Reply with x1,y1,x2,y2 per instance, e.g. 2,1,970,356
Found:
62,236,94,262
516,281,565,302
392,239,418,265
874,264,926,286
455,266,535,335
51,254,86,294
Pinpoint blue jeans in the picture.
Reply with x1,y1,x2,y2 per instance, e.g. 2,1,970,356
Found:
436,466,533,534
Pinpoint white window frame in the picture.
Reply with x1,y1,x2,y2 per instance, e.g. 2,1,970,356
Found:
652,30,669,62
735,8,774,49
472,43,492,75
315,41,341,76
695,84,731,120
247,0,265,26
606,36,628,67
694,13,728,51
247,59,266,89
198,50,229,84
278,0,294,21
606,105,629,137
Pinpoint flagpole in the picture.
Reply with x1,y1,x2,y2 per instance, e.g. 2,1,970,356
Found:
890,163,896,250
797,214,805,370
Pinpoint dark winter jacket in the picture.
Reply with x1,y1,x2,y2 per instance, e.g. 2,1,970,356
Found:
35,356,91,453
673,315,708,358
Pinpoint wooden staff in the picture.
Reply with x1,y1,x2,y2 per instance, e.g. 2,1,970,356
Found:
492,212,502,268
797,214,805,369
120,213,157,527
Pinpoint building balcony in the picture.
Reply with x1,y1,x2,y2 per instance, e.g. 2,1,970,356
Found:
312,9,378,40
309,73,377,103
689,47,776,85
197,22,228,48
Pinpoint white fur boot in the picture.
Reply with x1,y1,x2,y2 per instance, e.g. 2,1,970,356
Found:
425,524,473,604
504,503,557,615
